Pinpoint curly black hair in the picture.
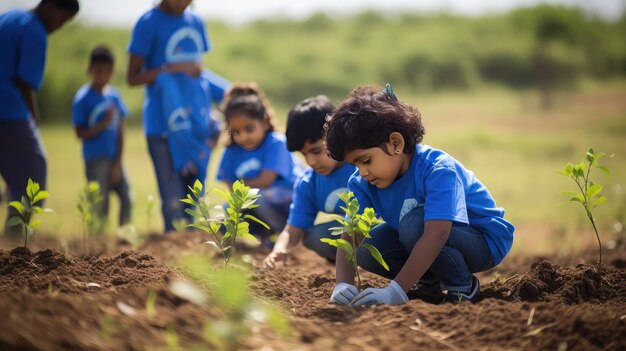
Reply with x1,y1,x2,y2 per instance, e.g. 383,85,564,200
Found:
285,95,334,152
323,85,425,161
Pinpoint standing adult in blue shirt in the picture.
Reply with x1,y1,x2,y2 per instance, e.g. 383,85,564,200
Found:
324,85,515,306
72,46,132,228
127,0,215,233
0,0,79,237
263,96,357,268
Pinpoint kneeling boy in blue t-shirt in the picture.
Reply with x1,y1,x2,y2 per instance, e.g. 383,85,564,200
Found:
72,46,131,228
263,96,356,268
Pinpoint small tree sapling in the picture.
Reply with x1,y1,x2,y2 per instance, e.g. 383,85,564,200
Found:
321,191,388,289
7,178,52,248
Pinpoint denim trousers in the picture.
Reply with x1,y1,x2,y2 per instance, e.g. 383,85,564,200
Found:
147,136,197,232
302,220,339,262
0,120,47,234
85,157,131,226
357,207,494,292
247,186,292,240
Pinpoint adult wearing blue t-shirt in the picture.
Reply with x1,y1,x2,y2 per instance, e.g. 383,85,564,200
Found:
0,0,78,237
127,0,215,233
154,69,228,193
264,96,357,268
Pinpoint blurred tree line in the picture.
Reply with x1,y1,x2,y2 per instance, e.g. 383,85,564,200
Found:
41,5,626,124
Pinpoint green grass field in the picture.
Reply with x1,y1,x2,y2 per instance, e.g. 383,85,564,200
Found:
2,85,625,255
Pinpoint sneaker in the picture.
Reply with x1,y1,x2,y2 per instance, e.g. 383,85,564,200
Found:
443,276,480,303
407,279,444,302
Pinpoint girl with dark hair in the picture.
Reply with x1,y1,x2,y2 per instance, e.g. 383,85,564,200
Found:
324,84,514,306
217,82,302,245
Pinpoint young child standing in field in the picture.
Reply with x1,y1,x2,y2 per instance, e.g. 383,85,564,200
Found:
217,82,302,245
72,46,131,227
323,85,514,306
0,0,79,237
127,0,216,233
263,96,357,268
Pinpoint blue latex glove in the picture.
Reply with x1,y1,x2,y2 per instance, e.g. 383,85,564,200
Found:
350,280,409,307
330,282,359,305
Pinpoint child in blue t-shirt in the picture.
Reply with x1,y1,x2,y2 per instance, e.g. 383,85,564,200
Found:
0,0,78,237
324,85,515,306
217,82,302,244
126,0,216,233
72,46,131,227
263,96,356,268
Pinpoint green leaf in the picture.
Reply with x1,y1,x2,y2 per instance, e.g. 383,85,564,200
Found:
6,216,23,227
561,191,584,203
32,190,49,204
328,214,347,225
188,222,212,233
184,208,202,219
590,196,607,209
586,183,603,199
596,165,610,177
244,214,270,230
321,238,354,255
30,219,42,228
212,188,229,201
209,221,222,234
9,201,25,215
361,243,389,271
239,231,261,244
205,240,222,251
180,198,196,206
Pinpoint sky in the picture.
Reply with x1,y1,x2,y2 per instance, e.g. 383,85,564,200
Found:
1,0,625,27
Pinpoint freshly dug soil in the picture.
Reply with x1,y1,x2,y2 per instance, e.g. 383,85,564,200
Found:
0,233,624,350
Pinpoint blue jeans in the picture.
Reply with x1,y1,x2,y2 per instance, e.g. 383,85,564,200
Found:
0,120,47,235
85,157,131,226
302,220,339,262
358,207,494,293
147,136,197,232
247,186,292,241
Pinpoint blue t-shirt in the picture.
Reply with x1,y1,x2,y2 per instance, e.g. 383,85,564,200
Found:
217,131,302,189
0,10,47,122
71,85,129,162
154,69,228,180
127,7,210,136
349,144,515,265
287,163,357,230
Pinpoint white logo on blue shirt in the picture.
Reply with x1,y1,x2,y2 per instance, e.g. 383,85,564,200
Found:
236,158,261,179
88,101,116,130
165,27,204,63
324,187,348,213
399,198,418,223
168,107,191,132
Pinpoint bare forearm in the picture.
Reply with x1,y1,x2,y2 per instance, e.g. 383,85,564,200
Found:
244,170,277,188
18,80,40,124
272,225,304,253
335,232,356,284
393,221,450,292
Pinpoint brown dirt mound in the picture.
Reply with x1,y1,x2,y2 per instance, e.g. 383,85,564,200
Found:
483,260,626,304
0,247,173,294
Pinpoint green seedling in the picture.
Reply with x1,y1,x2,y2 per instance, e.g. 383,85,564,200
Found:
559,148,611,270
321,191,388,289
182,179,269,267
7,178,52,248
77,181,103,254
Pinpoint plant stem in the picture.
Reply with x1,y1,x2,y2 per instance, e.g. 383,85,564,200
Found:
350,229,362,288
586,208,602,270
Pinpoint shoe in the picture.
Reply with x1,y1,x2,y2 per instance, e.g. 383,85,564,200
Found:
443,276,480,303
407,279,444,302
